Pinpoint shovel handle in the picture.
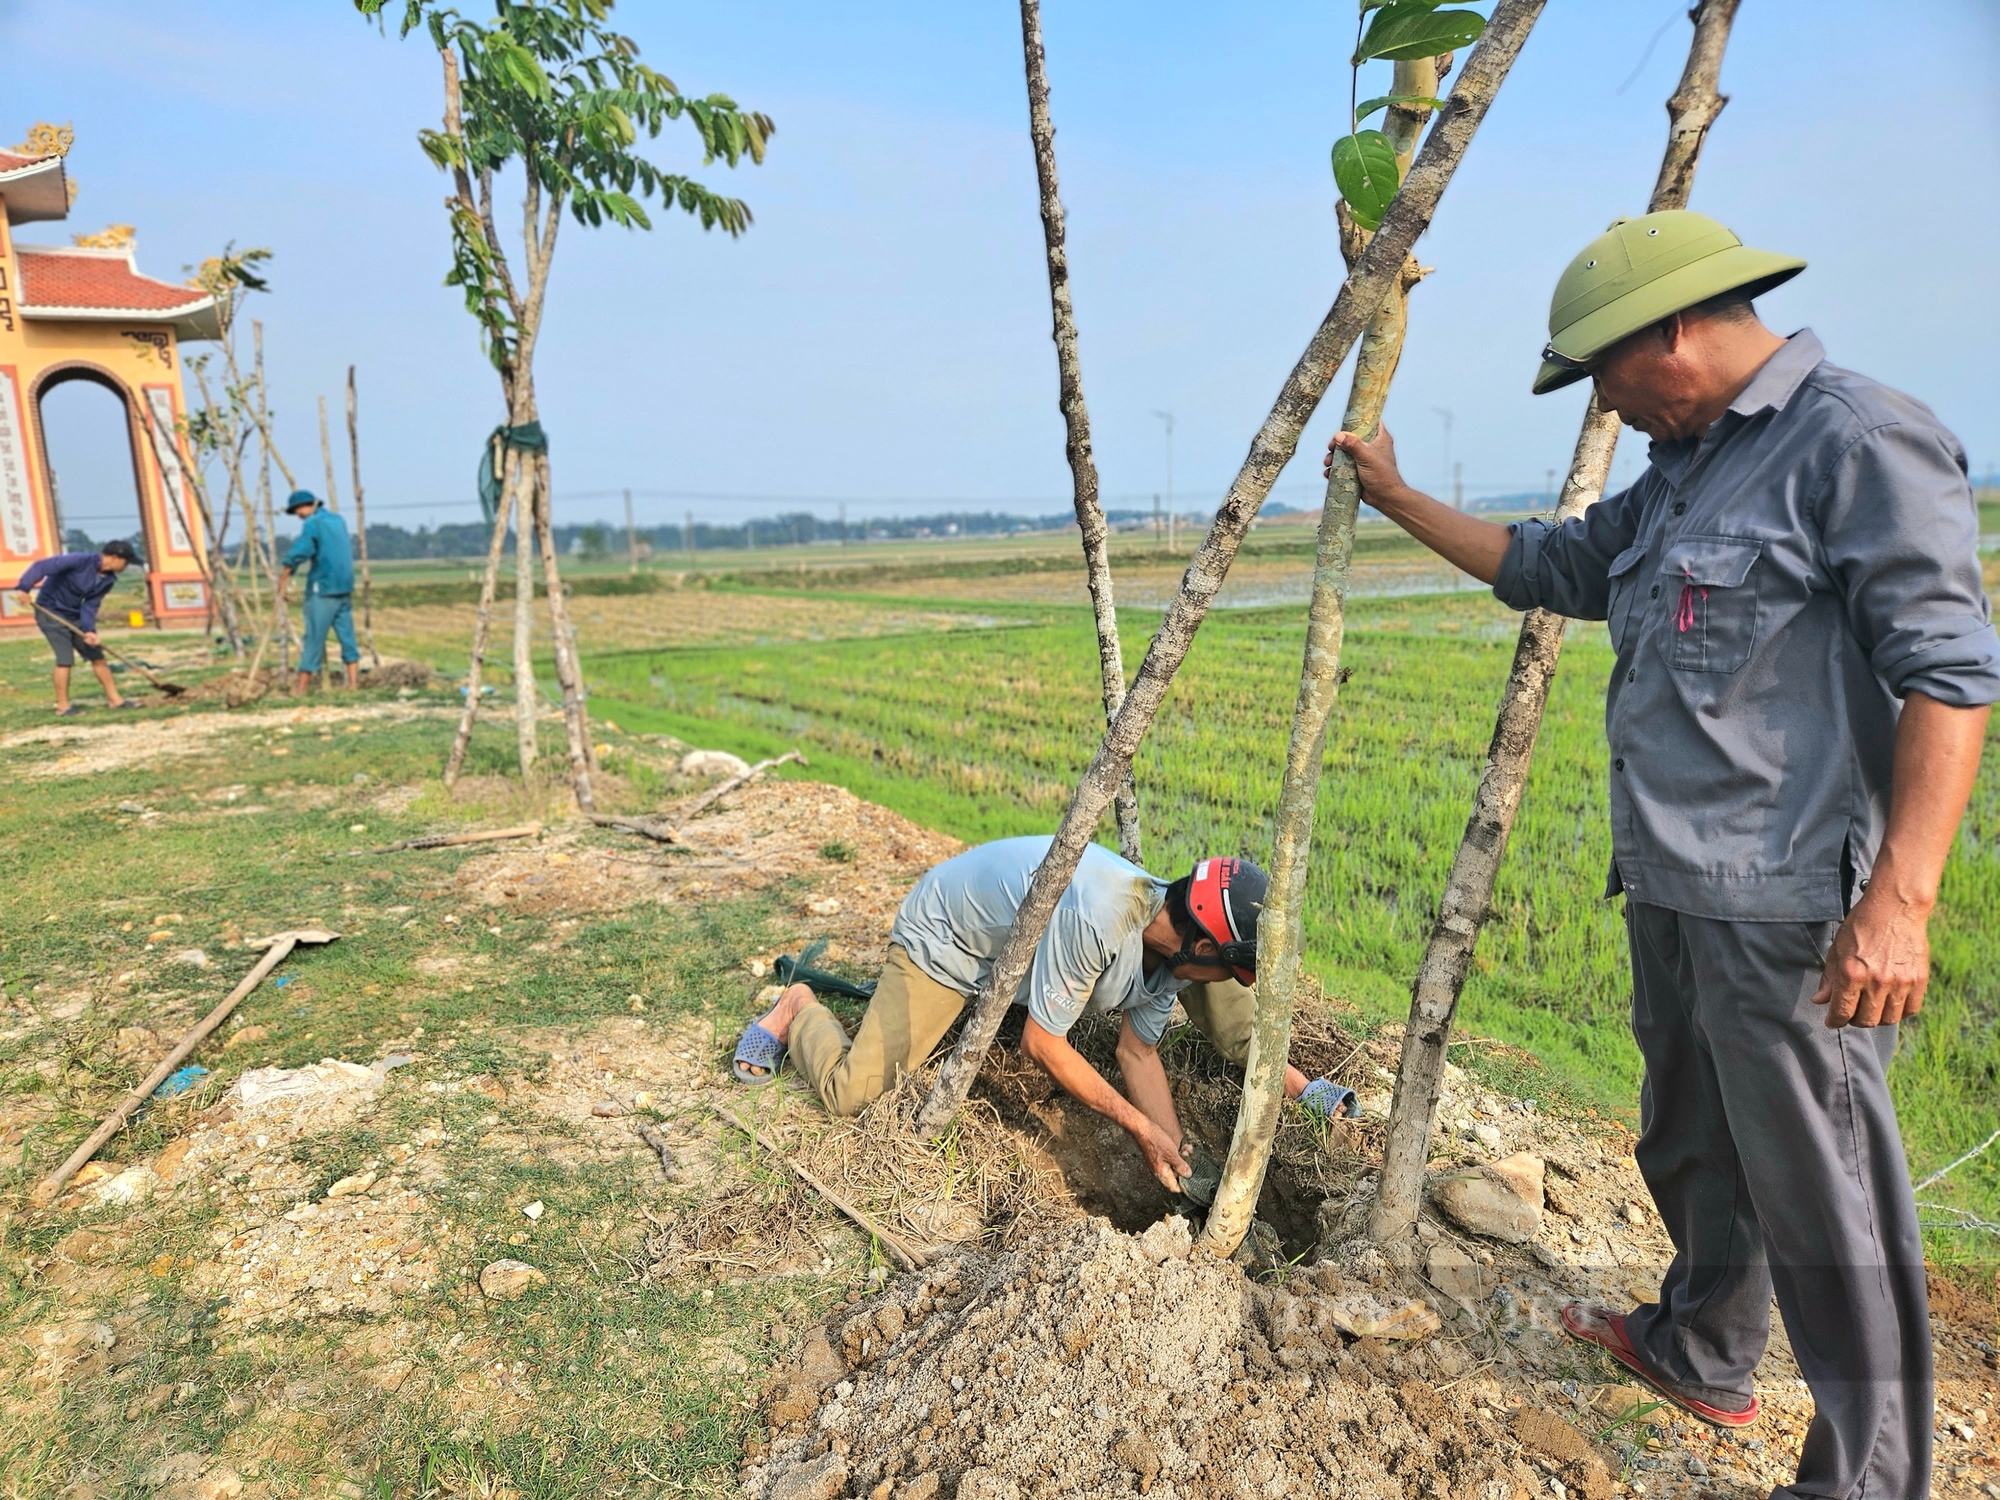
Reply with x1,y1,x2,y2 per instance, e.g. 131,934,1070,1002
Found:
34,936,303,1203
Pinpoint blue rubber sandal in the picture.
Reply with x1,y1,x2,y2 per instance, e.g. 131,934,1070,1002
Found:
732,1022,787,1086
1299,1077,1359,1121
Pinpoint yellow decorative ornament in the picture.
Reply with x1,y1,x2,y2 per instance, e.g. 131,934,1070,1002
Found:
73,224,136,250
12,121,74,158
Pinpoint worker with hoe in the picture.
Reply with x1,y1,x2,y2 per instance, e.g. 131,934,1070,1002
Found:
1329,209,1995,1500
278,488,359,693
733,837,1358,1194
12,539,143,715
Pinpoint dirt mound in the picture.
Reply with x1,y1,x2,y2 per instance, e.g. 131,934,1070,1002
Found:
744,1217,1611,1500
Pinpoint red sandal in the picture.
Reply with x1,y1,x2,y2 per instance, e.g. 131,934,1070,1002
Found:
1560,1301,1760,1429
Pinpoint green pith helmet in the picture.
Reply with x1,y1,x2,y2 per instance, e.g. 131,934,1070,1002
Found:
1533,210,1806,395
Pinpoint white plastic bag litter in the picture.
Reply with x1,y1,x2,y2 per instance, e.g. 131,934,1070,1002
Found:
231,1054,413,1110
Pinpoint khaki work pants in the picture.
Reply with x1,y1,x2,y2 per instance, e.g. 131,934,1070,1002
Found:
789,943,1256,1118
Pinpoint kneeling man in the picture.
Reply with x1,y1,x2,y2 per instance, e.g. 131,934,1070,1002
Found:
734,835,1352,1192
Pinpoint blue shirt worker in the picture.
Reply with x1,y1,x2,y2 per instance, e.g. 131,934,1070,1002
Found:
1327,210,1999,1500
278,489,359,693
12,539,142,715
732,837,1358,1195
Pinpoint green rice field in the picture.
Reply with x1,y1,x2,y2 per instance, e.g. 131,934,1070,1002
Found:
583,582,2000,1269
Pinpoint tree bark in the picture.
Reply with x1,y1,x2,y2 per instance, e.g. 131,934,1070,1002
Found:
511,451,539,776
1367,0,1739,1245
346,366,380,666
1200,55,1443,1256
317,395,340,514
1018,0,1141,865
915,0,1546,1136
530,449,599,809
444,450,518,786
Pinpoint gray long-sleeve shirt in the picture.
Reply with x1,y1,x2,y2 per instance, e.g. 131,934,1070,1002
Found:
1494,330,2000,921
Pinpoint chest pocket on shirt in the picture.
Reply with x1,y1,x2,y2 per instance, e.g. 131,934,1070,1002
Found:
1605,544,1649,654
1658,536,1763,673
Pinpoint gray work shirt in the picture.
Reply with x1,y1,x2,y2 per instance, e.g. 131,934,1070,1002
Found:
1494,330,2000,921
889,835,1186,1043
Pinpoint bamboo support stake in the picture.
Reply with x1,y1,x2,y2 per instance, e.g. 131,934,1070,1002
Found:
1368,0,1740,1244
916,0,1547,1135
317,395,340,514
1200,56,1444,1256
346,366,380,666
445,453,519,785
1019,0,1141,865
531,449,599,806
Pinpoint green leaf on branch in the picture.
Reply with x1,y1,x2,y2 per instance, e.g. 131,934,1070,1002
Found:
1332,129,1400,230
1353,92,1447,126
1354,2,1486,64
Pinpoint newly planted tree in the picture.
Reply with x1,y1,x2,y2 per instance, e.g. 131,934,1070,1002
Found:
1368,0,1742,1244
1018,0,1141,864
358,0,772,801
1201,4,1481,1252
917,0,1547,1136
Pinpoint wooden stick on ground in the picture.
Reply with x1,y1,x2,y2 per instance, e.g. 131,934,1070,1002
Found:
715,1104,928,1272
348,822,542,857
676,750,806,824
586,813,679,844
34,929,340,1204
1368,0,1741,1245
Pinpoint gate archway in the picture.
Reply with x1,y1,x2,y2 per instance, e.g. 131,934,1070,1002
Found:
32,363,159,595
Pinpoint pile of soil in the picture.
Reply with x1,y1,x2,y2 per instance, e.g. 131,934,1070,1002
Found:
743,1216,1615,1500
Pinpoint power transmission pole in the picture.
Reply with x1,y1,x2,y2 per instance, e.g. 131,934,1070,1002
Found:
1453,460,1463,511
839,500,847,548
1151,409,1175,550
1433,406,1454,506
684,509,694,562
624,487,637,574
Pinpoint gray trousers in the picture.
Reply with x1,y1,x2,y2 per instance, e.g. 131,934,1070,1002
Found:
1621,904,1932,1500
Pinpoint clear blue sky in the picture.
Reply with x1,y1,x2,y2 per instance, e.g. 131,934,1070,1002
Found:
6,0,1997,535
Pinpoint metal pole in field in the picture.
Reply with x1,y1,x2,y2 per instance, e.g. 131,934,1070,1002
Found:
1452,460,1463,511
685,509,695,562
624,487,637,573
838,500,847,547
1152,409,1175,550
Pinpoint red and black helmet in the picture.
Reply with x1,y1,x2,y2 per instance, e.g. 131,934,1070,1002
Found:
1179,857,1269,985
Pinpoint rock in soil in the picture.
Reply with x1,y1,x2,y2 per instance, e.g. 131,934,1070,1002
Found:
1431,1151,1544,1243
744,1218,1563,1500
478,1259,547,1300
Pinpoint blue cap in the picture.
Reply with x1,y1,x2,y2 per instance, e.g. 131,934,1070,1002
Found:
284,489,319,513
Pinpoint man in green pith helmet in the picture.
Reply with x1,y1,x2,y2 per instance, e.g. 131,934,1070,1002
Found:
1328,209,1998,1500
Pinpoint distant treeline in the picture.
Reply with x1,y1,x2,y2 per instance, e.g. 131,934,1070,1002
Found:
63,501,1329,564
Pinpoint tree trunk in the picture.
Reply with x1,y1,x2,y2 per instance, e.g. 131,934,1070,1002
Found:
511,455,539,777
916,0,1546,1136
1367,0,1739,1245
1018,0,1141,865
1199,55,1443,1256
317,395,340,513
530,449,598,809
445,452,519,786
253,322,294,673
346,366,380,666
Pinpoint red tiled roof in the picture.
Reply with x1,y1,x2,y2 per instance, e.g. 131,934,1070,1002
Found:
0,150,45,172
15,246,211,317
